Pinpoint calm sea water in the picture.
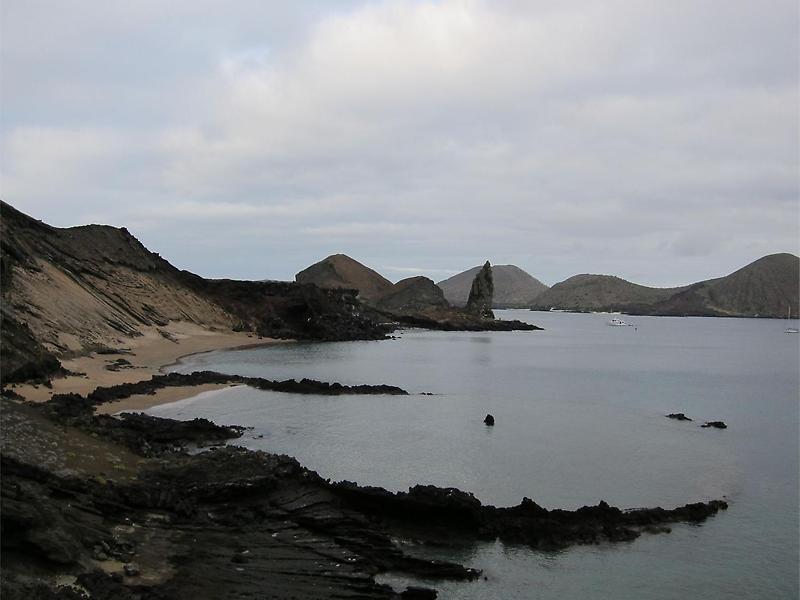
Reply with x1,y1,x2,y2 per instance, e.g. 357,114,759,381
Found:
149,311,800,599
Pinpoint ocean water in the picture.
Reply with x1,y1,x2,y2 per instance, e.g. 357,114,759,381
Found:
149,311,800,599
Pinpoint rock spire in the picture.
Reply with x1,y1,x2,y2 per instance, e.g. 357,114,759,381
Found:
466,261,494,319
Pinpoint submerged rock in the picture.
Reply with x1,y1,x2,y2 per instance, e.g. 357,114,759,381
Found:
466,261,495,319
666,413,692,421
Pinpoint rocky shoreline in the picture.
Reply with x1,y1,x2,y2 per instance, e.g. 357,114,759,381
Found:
2,374,727,599
384,313,541,332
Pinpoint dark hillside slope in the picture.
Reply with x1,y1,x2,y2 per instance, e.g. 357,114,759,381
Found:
531,274,685,312
636,253,799,317
295,254,393,301
375,276,449,314
0,202,388,382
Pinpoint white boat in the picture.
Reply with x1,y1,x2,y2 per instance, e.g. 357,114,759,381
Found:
785,306,799,334
607,317,630,327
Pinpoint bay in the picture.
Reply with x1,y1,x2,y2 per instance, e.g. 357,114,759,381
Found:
149,311,800,599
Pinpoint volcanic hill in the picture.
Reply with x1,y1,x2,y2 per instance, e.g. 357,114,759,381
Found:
295,255,540,331
295,254,393,302
531,275,686,313
532,253,799,318
637,253,800,318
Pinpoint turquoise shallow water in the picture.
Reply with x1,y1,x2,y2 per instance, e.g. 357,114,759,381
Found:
149,311,800,599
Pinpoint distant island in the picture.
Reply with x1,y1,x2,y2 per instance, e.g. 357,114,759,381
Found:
530,253,799,318
295,254,538,332
296,252,798,319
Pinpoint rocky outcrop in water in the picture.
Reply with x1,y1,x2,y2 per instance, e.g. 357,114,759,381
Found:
386,312,541,332
666,413,692,421
294,255,540,332
466,262,495,319
1,389,728,599
79,371,407,409
438,264,549,308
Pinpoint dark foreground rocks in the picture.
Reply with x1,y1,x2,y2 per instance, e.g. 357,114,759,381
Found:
77,370,408,410
1,383,728,599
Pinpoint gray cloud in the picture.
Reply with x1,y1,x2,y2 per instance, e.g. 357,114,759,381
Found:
1,0,797,286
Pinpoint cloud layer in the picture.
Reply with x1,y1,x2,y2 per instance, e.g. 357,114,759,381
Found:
2,0,797,285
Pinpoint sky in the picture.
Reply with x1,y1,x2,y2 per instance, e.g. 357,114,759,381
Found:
1,0,798,287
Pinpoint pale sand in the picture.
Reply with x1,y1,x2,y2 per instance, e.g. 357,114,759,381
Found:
13,321,289,408
94,383,241,415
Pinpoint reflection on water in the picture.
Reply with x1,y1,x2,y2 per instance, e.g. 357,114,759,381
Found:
154,311,799,600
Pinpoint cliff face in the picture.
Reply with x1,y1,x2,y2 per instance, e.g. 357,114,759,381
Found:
0,202,234,382
466,261,495,319
438,264,548,308
0,202,389,383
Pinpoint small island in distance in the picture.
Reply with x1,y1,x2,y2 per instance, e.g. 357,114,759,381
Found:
295,252,798,320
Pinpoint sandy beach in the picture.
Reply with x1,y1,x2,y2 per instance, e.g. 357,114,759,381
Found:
12,321,289,411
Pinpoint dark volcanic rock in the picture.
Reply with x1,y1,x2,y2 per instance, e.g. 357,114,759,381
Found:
466,261,495,319
701,421,728,429
0,312,65,384
387,312,540,332
666,413,692,421
332,482,727,551
79,371,407,408
38,371,408,456
105,358,134,371
178,275,392,342
484,414,495,426
2,395,729,599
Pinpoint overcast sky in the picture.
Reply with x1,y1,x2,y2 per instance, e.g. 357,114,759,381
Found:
2,0,797,286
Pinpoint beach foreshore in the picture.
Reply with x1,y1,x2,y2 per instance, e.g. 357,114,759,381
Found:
11,321,289,408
